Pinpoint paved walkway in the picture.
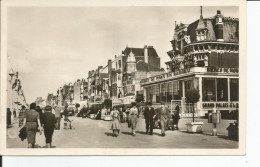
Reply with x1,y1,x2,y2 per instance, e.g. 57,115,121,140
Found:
7,117,238,148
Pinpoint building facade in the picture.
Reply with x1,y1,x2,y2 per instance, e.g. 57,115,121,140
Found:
141,9,239,117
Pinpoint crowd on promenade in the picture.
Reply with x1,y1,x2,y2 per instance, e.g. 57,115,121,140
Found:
107,102,181,137
6,101,181,148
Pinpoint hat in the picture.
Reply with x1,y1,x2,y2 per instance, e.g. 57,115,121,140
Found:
45,105,52,112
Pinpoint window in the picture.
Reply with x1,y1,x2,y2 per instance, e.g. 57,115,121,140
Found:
173,81,181,100
118,60,121,68
155,84,160,103
202,78,216,101
230,78,239,101
217,78,228,101
160,83,166,102
184,80,192,91
167,82,173,102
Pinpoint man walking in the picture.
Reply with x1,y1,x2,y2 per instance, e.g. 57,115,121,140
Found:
144,102,155,135
157,103,171,137
42,105,57,148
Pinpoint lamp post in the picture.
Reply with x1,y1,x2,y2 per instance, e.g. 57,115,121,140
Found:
9,69,15,118
91,92,95,113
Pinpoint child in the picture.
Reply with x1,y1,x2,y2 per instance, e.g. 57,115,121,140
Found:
63,106,72,129
110,107,121,137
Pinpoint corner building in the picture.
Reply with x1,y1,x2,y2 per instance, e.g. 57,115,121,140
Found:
141,9,239,117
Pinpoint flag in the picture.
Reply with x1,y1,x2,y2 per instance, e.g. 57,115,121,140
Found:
12,79,18,89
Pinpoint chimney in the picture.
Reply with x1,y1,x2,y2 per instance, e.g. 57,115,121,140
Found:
144,45,148,63
108,59,112,72
216,10,224,41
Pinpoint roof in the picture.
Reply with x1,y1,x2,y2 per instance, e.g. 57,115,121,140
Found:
136,60,162,72
123,47,159,58
196,15,206,30
185,16,239,43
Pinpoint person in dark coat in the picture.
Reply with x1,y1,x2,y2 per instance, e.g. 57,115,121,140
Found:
143,102,156,135
173,103,181,130
22,103,42,148
7,108,12,128
42,105,57,148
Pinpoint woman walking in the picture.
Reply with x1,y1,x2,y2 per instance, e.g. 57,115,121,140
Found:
18,105,26,127
110,106,121,137
22,103,42,148
129,103,139,136
42,105,57,148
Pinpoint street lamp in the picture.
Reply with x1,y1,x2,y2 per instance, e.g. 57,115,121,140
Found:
91,92,95,113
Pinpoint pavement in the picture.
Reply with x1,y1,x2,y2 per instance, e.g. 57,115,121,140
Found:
7,116,238,148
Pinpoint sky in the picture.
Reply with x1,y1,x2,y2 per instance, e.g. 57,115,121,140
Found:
7,6,238,103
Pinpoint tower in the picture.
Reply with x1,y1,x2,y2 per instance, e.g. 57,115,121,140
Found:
126,50,136,73
196,6,208,41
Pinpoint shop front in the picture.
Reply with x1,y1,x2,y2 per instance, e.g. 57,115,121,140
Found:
141,67,239,118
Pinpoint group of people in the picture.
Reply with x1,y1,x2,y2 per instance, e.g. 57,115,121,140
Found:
109,103,139,137
109,102,181,137
11,103,72,148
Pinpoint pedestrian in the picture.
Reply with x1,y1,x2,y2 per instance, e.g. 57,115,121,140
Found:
13,109,17,118
22,103,43,148
144,102,156,135
110,106,121,137
157,103,171,137
54,105,62,130
42,105,57,148
119,107,123,122
129,102,139,136
7,108,12,128
101,106,107,119
63,105,72,129
96,110,101,120
173,103,181,130
36,106,44,126
18,105,26,127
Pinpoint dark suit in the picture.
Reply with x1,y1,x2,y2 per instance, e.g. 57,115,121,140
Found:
144,106,155,133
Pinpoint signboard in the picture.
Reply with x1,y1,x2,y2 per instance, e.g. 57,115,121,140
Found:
202,102,239,109
207,67,238,73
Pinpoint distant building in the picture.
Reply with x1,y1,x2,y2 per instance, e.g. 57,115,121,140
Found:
35,97,44,107
108,45,164,105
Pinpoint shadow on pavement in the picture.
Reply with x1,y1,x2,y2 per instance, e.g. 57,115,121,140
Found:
135,131,161,136
179,130,236,141
121,131,133,136
104,132,114,137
